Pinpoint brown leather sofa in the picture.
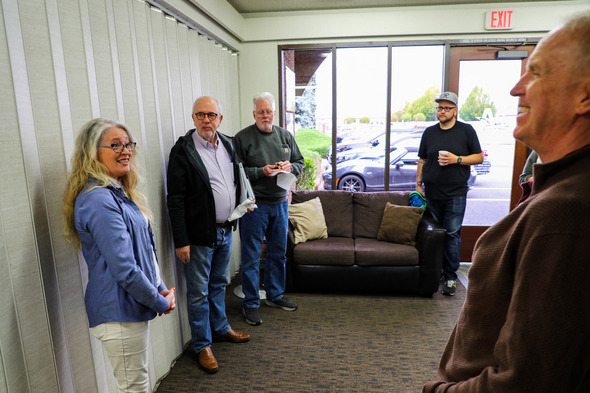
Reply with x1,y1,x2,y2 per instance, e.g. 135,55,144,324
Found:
286,190,445,297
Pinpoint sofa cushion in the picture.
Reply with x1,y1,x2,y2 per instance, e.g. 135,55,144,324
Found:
353,191,410,239
288,197,328,245
291,190,353,238
354,238,419,266
292,237,355,266
377,202,424,246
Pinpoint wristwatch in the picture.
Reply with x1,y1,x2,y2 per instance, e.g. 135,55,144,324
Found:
457,156,462,164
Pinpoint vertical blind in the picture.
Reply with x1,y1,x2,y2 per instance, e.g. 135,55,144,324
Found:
0,0,240,391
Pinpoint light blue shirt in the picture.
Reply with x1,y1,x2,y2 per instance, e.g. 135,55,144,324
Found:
74,180,169,327
192,131,236,223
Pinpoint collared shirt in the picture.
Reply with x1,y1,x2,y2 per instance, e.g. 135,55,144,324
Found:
192,131,236,223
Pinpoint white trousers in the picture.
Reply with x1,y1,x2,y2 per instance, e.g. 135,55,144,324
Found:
90,321,150,393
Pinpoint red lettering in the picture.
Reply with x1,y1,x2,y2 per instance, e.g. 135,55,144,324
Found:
488,10,513,29
491,11,498,28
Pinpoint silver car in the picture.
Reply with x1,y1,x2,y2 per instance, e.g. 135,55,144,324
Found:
334,132,423,164
327,128,424,162
323,148,477,192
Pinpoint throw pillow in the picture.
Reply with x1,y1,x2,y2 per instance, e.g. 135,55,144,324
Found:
288,197,328,245
377,202,424,246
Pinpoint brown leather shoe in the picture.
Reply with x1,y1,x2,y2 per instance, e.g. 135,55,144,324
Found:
214,328,251,343
198,347,219,373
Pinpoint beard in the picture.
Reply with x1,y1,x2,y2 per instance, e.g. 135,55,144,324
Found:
438,114,455,127
257,121,273,133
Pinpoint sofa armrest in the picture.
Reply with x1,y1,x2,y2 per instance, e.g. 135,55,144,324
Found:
415,211,446,295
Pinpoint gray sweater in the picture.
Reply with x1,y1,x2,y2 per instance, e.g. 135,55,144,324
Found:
234,124,304,203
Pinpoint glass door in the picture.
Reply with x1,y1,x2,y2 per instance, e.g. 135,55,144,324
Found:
449,45,536,261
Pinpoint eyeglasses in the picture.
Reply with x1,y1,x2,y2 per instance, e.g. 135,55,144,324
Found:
100,142,137,153
436,106,456,112
194,112,219,120
255,109,274,116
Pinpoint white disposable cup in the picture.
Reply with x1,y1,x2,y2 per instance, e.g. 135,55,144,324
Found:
438,150,448,165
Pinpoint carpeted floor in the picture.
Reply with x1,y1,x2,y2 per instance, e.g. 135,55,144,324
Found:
155,279,466,393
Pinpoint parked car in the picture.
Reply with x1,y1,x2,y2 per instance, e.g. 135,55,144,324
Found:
323,148,477,192
474,149,491,175
333,132,423,164
335,135,491,179
327,127,424,161
327,129,384,160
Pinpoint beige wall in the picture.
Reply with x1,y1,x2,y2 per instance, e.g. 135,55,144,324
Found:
235,42,280,126
235,1,588,126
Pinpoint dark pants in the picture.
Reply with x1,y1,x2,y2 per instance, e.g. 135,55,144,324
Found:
426,196,467,281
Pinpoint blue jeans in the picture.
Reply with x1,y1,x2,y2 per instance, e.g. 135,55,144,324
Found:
183,226,232,353
426,196,466,281
239,201,288,309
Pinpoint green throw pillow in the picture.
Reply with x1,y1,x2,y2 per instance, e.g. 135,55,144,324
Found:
377,202,424,246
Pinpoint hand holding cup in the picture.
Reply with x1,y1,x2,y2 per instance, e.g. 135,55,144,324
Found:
438,150,449,166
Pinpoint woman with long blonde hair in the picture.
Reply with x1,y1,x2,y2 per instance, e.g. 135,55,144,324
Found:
63,118,175,393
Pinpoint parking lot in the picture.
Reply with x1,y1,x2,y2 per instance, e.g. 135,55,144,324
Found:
321,120,518,227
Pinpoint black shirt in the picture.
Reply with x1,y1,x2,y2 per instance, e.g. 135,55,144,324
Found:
418,121,482,199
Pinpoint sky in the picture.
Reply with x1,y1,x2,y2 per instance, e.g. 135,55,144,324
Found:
315,46,444,122
311,46,521,127
458,59,521,119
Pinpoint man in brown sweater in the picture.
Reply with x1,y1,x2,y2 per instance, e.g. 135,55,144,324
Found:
424,11,590,392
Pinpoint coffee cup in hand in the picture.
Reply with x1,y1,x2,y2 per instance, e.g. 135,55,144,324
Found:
438,150,449,166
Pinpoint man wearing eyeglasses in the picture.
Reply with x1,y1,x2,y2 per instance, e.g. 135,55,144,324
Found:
233,92,305,326
166,96,250,374
417,91,483,296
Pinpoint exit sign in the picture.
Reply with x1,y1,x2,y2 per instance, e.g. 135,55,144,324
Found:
485,10,514,30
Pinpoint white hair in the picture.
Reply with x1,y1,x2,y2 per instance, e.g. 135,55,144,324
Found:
253,92,275,110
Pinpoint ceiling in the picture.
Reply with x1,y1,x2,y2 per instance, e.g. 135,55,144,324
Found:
225,0,556,14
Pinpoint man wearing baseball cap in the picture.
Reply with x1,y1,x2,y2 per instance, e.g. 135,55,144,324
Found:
416,91,483,296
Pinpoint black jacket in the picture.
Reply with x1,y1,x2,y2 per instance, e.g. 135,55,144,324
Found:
166,129,240,248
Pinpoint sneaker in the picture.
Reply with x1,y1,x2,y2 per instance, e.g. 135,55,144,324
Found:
242,307,262,326
442,280,456,296
264,296,298,311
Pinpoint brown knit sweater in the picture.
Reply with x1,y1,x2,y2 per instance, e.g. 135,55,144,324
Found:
424,144,590,393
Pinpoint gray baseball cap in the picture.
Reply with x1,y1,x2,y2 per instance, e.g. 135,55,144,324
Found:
435,91,458,106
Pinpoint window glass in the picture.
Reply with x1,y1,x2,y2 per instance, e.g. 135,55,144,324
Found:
386,45,444,174
282,45,446,192
282,48,333,190
458,60,521,226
